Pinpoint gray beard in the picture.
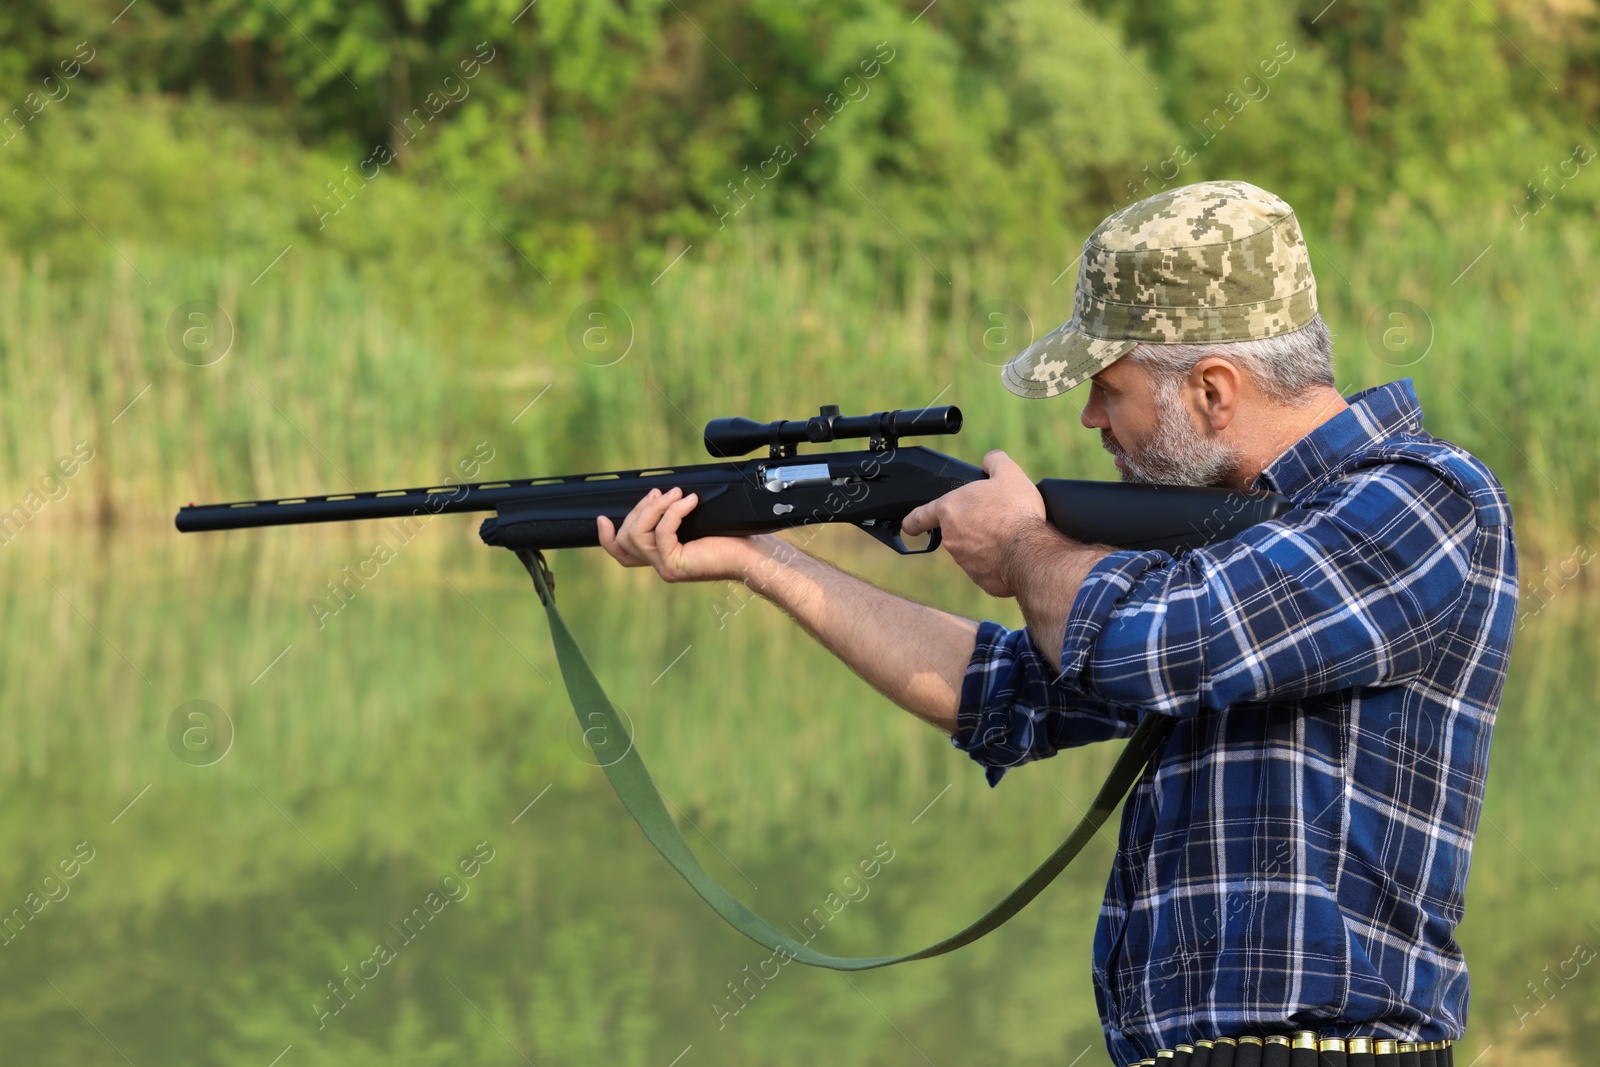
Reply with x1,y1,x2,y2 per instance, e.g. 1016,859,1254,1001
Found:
1102,382,1242,488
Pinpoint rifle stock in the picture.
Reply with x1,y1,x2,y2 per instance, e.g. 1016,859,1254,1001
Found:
1038,479,1289,554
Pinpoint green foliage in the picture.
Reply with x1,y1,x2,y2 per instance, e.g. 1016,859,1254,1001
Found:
0,0,1593,278
2,7,1597,1062
4,213,1596,563
0,0,1594,624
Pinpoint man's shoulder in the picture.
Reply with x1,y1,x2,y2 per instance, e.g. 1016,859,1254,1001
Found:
1318,429,1514,530
1318,378,1512,528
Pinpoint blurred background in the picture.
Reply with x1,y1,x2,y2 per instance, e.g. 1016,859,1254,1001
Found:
1,1,1596,1064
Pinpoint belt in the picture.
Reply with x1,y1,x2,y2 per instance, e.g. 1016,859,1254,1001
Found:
1127,1031,1457,1067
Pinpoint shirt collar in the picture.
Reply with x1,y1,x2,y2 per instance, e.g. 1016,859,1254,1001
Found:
1255,378,1426,498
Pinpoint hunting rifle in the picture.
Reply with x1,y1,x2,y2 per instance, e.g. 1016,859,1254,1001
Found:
174,403,1287,552
176,404,1290,970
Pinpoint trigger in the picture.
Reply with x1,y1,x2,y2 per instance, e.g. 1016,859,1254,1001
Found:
858,520,943,555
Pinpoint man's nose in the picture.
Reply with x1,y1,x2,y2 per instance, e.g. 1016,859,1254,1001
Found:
1081,393,1108,430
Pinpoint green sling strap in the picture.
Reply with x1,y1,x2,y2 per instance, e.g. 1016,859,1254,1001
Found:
516,549,1174,970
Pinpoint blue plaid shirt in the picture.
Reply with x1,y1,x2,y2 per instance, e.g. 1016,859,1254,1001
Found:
952,380,1517,1065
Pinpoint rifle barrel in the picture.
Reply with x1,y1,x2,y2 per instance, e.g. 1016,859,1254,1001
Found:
173,464,745,533
176,483,517,532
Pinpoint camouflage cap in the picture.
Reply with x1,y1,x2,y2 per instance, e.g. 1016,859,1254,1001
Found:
1003,179,1319,398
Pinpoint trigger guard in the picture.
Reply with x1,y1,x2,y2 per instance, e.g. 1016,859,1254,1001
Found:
859,521,943,555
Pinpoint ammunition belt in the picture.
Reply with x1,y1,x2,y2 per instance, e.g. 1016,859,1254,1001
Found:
1128,1031,1456,1067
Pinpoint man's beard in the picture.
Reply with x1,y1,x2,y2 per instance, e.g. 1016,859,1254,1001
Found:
1101,381,1242,488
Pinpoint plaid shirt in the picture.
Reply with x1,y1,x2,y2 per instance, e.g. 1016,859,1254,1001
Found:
952,379,1517,1065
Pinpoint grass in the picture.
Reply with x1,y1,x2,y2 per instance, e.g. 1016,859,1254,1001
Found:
2,216,1596,572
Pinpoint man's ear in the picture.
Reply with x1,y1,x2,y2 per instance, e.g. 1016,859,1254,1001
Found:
1189,356,1243,433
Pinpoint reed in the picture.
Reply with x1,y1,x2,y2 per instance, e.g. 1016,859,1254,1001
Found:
5,218,1596,570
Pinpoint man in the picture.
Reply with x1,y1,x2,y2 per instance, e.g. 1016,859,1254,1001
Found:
598,181,1518,1065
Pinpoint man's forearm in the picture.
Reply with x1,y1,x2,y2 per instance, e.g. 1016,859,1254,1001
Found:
1003,518,1113,675
738,534,979,733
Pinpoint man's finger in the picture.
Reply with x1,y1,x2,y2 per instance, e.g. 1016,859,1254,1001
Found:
620,486,684,558
652,493,699,576
616,486,664,548
598,515,644,567
981,449,1015,476
902,499,940,537
655,491,698,546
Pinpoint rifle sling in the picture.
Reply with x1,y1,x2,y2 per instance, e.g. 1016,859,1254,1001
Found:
516,548,1174,970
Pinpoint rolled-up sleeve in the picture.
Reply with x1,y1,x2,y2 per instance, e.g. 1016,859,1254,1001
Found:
953,461,1480,783
951,618,1140,785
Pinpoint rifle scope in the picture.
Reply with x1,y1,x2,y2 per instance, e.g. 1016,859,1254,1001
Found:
703,405,962,458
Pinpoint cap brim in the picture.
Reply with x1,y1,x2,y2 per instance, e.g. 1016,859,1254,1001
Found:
1001,320,1137,399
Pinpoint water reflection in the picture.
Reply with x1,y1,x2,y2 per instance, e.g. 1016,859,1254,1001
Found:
1,526,1593,1065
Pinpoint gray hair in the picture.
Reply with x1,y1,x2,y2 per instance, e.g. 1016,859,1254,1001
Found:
1124,314,1335,405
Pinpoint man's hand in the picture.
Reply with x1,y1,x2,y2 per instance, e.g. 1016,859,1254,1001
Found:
901,450,1046,597
598,487,764,583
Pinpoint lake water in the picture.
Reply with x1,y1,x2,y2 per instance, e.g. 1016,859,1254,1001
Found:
2,522,1594,1066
